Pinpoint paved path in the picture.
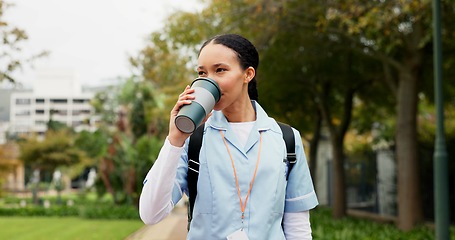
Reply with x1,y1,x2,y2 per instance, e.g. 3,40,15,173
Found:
126,207,188,240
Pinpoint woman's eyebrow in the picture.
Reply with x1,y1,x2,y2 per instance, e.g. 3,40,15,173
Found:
197,63,228,70
212,63,229,68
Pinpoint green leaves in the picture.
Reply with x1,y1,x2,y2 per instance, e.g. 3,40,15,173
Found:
321,0,433,58
311,207,442,240
0,0,48,83
19,130,86,171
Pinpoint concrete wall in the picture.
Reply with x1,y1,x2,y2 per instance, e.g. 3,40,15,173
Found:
315,130,332,206
376,148,397,215
314,128,396,216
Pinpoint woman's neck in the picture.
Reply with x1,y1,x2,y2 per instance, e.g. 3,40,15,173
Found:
222,97,256,123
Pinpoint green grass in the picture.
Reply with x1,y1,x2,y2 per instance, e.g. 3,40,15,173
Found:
0,216,144,240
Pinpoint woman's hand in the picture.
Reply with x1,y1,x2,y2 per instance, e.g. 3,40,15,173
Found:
168,86,195,147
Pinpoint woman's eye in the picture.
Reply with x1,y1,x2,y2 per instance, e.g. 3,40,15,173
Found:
216,68,226,73
198,71,206,76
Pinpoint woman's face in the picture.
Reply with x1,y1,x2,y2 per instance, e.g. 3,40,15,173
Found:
197,42,251,111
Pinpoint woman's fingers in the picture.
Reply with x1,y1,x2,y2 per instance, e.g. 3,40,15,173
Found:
178,86,195,103
179,85,194,98
168,86,196,146
172,86,195,114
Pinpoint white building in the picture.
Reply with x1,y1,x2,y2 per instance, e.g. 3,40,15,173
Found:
9,68,97,137
0,88,16,144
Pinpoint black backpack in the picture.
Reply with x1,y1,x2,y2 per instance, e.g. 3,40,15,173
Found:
186,122,296,229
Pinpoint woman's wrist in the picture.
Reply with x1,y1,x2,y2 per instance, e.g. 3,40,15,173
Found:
167,132,187,147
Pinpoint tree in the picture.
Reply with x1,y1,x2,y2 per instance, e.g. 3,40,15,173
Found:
318,0,455,230
75,130,109,162
19,129,86,203
109,79,164,204
0,1,47,83
108,133,161,205
259,13,385,218
0,146,12,197
129,32,195,136
116,78,167,139
89,78,166,205
19,130,86,171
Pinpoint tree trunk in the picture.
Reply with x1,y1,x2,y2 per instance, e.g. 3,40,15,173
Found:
396,63,423,231
309,110,322,182
331,134,346,218
319,83,355,219
99,158,115,197
125,167,136,205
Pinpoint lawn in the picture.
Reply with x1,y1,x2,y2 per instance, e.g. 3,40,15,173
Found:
0,216,144,240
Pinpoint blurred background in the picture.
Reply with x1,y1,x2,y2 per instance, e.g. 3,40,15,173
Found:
0,0,454,239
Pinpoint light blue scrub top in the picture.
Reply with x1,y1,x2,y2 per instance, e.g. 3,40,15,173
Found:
172,101,318,240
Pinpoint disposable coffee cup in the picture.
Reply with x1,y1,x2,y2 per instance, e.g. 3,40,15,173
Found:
175,77,221,133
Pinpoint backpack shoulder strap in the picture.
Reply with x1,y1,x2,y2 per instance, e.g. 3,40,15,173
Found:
187,123,204,230
277,122,296,180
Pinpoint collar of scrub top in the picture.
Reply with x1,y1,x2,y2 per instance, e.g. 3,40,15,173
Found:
205,101,283,153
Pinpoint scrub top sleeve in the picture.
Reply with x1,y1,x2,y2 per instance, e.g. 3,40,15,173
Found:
284,128,319,213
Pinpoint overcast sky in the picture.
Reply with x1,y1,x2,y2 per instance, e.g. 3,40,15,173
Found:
5,0,204,88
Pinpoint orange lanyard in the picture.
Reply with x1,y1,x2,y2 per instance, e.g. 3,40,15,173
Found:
220,130,263,227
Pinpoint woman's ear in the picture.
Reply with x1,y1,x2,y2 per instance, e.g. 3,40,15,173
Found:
244,67,256,83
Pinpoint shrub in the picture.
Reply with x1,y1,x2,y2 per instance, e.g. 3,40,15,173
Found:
0,206,78,217
79,204,139,220
311,207,448,240
0,196,138,220
0,204,138,219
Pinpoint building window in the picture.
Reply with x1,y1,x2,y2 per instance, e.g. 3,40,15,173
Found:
16,98,31,105
72,109,91,116
15,110,31,116
50,99,67,103
73,99,89,104
72,121,84,126
35,120,46,125
51,109,67,116
35,98,45,104
35,109,45,115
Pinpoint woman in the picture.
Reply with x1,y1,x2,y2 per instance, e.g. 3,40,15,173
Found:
139,34,318,240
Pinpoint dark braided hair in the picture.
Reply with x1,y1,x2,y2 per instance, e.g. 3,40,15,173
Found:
199,34,260,101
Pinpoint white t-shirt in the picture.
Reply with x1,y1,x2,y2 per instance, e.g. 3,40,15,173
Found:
229,121,255,148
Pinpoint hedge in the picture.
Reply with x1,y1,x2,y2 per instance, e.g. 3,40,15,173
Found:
0,204,138,220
